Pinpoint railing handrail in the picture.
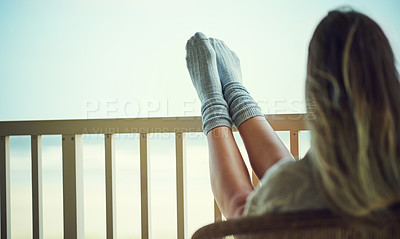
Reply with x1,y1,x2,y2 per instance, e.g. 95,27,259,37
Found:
0,114,308,136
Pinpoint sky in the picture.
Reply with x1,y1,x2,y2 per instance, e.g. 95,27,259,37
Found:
1,0,400,238
1,0,399,121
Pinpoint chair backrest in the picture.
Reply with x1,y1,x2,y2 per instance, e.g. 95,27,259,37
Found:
191,209,400,239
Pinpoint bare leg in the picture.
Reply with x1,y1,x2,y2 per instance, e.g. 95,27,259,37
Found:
209,38,293,180
238,116,293,180
185,33,253,219
207,126,254,219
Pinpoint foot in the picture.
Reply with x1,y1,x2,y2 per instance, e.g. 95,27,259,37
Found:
209,38,242,86
185,32,232,134
209,38,263,128
185,32,222,103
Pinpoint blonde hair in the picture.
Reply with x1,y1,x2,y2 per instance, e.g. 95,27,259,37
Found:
306,10,400,217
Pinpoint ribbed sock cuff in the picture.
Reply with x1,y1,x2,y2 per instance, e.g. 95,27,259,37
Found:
201,97,232,134
223,81,263,128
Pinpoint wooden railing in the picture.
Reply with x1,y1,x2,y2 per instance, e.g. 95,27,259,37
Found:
0,114,308,239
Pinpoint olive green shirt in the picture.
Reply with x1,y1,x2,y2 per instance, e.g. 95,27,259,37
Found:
243,154,326,216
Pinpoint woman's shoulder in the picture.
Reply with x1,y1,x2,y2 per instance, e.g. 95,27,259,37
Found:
258,153,315,192
263,153,313,179
243,153,326,216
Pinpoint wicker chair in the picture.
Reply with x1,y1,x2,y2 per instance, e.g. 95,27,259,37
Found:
191,208,400,239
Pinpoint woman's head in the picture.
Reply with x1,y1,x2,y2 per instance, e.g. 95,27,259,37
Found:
306,9,400,217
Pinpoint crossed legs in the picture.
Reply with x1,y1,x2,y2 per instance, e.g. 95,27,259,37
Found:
186,32,292,218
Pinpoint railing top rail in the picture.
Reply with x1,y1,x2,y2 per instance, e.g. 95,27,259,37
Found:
0,114,309,136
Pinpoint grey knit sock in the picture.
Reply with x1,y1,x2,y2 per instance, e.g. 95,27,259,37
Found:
209,38,263,128
185,32,232,134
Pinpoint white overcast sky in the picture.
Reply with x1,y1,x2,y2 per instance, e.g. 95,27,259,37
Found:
0,0,399,121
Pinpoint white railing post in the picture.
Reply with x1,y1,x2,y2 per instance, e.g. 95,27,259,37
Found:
105,134,116,239
251,171,260,187
214,200,222,222
31,135,43,239
175,133,187,239
0,136,10,239
290,131,299,159
62,134,84,239
140,133,151,239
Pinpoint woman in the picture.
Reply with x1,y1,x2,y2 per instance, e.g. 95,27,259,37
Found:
185,9,400,219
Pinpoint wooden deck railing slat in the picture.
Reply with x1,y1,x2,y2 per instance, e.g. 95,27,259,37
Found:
31,135,43,239
0,136,10,239
105,134,117,239
290,130,300,159
140,133,151,239
176,133,188,239
62,134,84,239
